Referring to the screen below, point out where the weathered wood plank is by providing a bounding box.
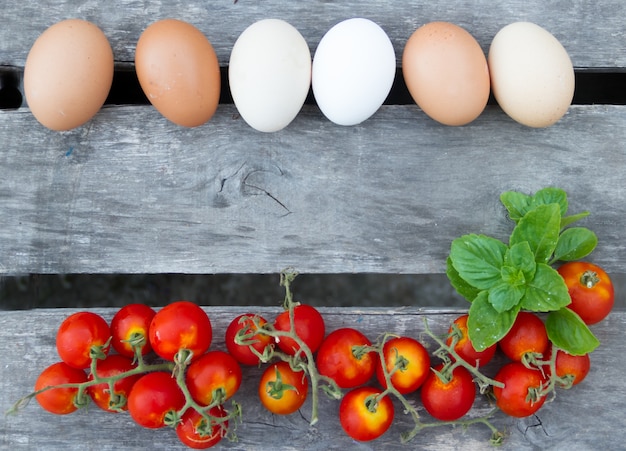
[1,104,625,274]
[1,307,625,450]
[1,0,625,69]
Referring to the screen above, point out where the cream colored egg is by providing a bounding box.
[229,19,311,132]
[488,22,575,128]
[24,19,114,131]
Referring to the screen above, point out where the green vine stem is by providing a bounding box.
[363,328,505,445]
[235,269,342,426]
[422,317,504,392]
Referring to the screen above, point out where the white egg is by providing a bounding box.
[488,22,575,128]
[229,19,311,132]
[312,18,396,126]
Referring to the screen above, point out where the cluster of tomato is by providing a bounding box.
[28,262,613,448]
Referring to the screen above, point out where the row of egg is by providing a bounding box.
[24,17,575,132]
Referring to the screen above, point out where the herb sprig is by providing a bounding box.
[446,187,600,355]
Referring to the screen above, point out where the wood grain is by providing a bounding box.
[1,0,625,69]
[1,104,625,274]
[2,306,625,450]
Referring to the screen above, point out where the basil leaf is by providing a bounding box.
[510,203,561,263]
[468,291,520,351]
[521,263,571,312]
[561,211,590,229]
[546,308,600,355]
[446,257,480,302]
[504,241,537,282]
[450,234,507,290]
[530,187,568,217]
[488,281,525,312]
[551,227,598,263]
[500,191,531,222]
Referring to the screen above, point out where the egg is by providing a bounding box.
[488,22,575,128]
[312,18,395,126]
[402,22,490,126]
[135,19,220,127]
[24,19,114,131]
[229,19,311,133]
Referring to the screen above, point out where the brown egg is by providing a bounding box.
[24,19,114,131]
[402,22,490,126]
[135,19,221,127]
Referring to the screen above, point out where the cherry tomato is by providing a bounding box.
[56,311,111,369]
[316,328,377,389]
[499,312,549,362]
[376,336,430,394]
[493,361,547,417]
[446,314,496,367]
[87,354,141,412]
[224,314,273,366]
[34,361,88,415]
[110,303,156,358]
[176,406,229,449]
[546,346,591,387]
[420,363,476,421]
[339,386,394,442]
[127,371,186,428]
[186,350,242,406]
[273,304,325,356]
[258,361,308,415]
[149,301,212,363]
[558,261,614,325]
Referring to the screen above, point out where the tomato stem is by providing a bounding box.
[580,270,600,289]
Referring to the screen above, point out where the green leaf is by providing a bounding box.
[530,187,568,217]
[546,308,600,355]
[445,257,480,302]
[561,211,590,229]
[521,263,571,312]
[551,227,598,263]
[504,241,537,282]
[488,281,525,312]
[468,291,520,351]
[449,234,507,290]
[500,191,531,222]
[510,203,561,263]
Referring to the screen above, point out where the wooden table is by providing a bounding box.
[1,1,625,449]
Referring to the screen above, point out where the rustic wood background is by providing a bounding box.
[1,0,625,449]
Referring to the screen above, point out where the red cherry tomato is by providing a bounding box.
[56,311,111,369]
[34,362,88,415]
[420,363,476,421]
[376,336,430,394]
[258,361,308,415]
[224,314,273,366]
[499,312,549,362]
[273,304,326,356]
[186,350,242,406]
[149,301,212,363]
[176,406,229,449]
[558,261,614,325]
[339,386,394,442]
[127,371,186,428]
[493,361,547,417]
[316,328,377,389]
[110,303,156,358]
[446,314,496,367]
[546,346,591,387]
[87,354,141,412]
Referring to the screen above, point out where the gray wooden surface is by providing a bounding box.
[1,0,625,68]
[1,0,625,448]
[1,104,625,274]
[2,306,625,450]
